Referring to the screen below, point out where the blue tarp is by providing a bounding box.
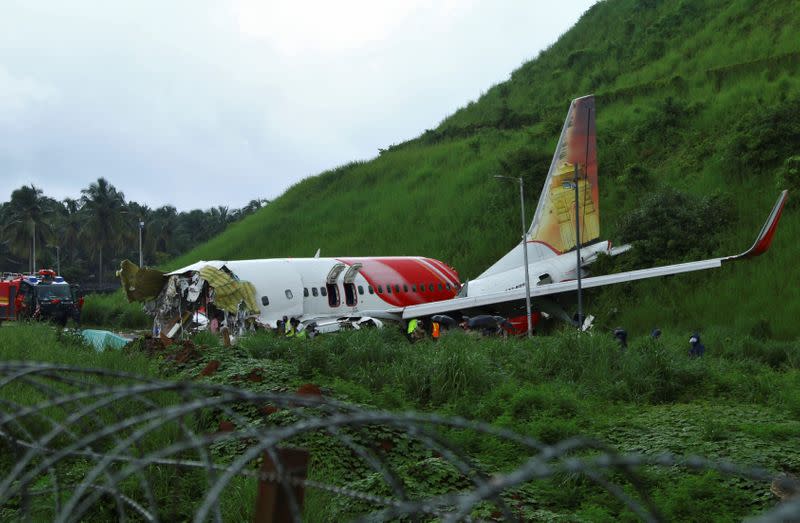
[81,329,131,351]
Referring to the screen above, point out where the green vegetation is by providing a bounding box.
[0,179,267,284]
[80,292,150,330]
[2,324,797,520]
[168,0,800,338]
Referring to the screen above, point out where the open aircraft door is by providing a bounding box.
[342,263,363,307]
[325,263,346,307]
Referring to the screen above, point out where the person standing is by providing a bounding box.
[689,333,705,357]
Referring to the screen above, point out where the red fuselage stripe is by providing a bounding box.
[337,257,460,307]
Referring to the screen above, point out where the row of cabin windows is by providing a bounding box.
[260,281,454,308]
[296,282,452,298]
[368,282,450,294]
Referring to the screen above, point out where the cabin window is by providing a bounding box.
[386,285,392,294]
[261,296,270,306]
[446,283,451,290]
[428,283,435,292]
[368,285,374,294]
[344,282,357,306]
[377,285,383,293]
[312,287,318,297]
[439,283,444,291]
[285,289,293,300]
[326,283,340,307]
[303,288,309,297]
[358,285,364,295]
[394,284,400,293]
[412,284,417,292]
[403,284,408,292]
[320,287,327,297]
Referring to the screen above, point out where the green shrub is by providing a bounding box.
[616,188,734,266]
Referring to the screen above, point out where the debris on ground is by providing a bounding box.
[81,329,131,351]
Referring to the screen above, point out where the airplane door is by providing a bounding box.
[342,263,362,307]
[326,263,346,307]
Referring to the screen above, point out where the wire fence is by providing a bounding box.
[0,361,797,522]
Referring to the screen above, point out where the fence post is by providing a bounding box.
[254,448,309,523]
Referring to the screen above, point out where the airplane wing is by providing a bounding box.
[401,190,788,320]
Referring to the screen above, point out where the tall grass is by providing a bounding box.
[81,292,150,329]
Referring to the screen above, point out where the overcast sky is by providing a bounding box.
[0,0,595,211]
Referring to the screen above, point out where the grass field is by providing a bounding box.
[2,323,798,520]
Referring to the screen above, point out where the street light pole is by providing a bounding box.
[32,222,36,273]
[574,163,583,329]
[138,219,144,267]
[495,175,533,338]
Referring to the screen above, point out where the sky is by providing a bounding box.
[0,0,596,211]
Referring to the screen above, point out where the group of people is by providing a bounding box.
[406,314,513,342]
[275,316,318,339]
[613,326,706,357]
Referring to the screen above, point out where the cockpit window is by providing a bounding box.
[261,296,270,306]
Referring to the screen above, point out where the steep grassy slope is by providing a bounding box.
[171,0,800,338]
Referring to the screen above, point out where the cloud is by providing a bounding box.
[0,66,58,123]
[0,0,595,210]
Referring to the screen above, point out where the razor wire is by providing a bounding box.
[0,361,797,522]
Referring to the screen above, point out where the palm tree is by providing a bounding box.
[148,205,178,258]
[53,198,85,272]
[1,185,52,272]
[80,178,126,284]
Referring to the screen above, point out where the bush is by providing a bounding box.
[616,188,734,266]
[727,97,800,176]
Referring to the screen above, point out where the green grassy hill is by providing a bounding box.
[171,0,800,338]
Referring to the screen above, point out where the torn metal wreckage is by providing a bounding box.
[117,260,262,341]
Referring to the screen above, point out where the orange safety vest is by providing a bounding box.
[431,322,440,339]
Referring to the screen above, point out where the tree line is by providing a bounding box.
[0,178,267,285]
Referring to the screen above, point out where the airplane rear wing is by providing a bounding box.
[401,191,788,320]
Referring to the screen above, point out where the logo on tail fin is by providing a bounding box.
[528,95,599,253]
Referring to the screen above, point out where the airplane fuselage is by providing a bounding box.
[212,256,460,327]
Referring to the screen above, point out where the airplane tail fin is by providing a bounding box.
[477,96,599,279]
[528,95,599,253]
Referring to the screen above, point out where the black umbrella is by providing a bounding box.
[431,315,458,328]
[466,315,499,330]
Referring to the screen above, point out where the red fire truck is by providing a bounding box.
[0,270,81,326]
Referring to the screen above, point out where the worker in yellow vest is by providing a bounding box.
[286,317,299,337]
[406,318,421,343]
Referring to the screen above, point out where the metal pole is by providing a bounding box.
[56,246,60,275]
[519,177,533,338]
[574,164,583,329]
[138,220,144,267]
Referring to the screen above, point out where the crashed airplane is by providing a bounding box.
[117,256,463,337]
[118,95,787,337]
